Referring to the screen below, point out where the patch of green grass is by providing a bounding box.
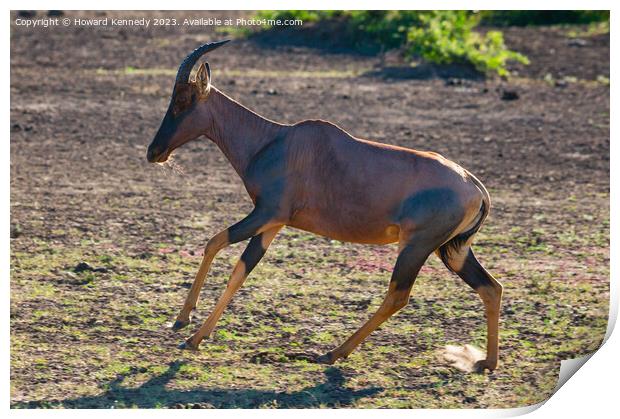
[214,329,244,342]
[10,189,609,408]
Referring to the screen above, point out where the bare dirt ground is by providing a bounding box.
[10,11,609,408]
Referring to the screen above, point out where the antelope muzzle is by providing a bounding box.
[147,110,176,163]
[146,144,170,163]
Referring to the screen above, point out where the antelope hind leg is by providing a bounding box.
[317,241,431,364]
[440,246,503,372]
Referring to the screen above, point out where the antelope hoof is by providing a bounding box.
[171,319,190,331]
[316,351,337,365]
[474,359,498,373]
[178,338,200,351]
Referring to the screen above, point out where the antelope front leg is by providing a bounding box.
[172,230,229,330]
[172,208,279,331]
[179,225,281,350]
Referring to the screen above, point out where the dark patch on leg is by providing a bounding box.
[438,245,453,272]
[391,244,430,291]
[171,319,190,331]
[239,233,268,273]
[455,249,493,290]
[226,209,272,244]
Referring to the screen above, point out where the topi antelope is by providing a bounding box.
[146,40,503,371]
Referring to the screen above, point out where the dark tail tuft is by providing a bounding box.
[439,198,489,273]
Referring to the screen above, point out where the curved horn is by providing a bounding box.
[175,39,230,84]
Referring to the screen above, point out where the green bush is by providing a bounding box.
[405,11,528,76]
[254,10,529,76]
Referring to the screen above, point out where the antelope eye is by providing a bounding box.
[172,92,191,115]
[172,101,181,115]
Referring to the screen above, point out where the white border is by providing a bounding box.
[5,1,616,417]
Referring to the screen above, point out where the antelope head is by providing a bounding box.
[146,40,229,163]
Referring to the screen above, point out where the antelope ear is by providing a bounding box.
[196,62,211,97]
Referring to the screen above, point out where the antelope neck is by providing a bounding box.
[203,87,287,177]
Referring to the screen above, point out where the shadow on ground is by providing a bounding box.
[248,20,374,56]
[361,63,484,81]
[249,24,485,81]
[12,361,383,408]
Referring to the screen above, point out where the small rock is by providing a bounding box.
[13,123,32,132]
[554,79,568,88]
[500,90,519,101]
[568,38,588,47]
[74,262,93,273]
[10,223,22,238]
[73,261,108,273]
[267,88,278,95]
[356,298,371,310]
[445,78,464,86]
